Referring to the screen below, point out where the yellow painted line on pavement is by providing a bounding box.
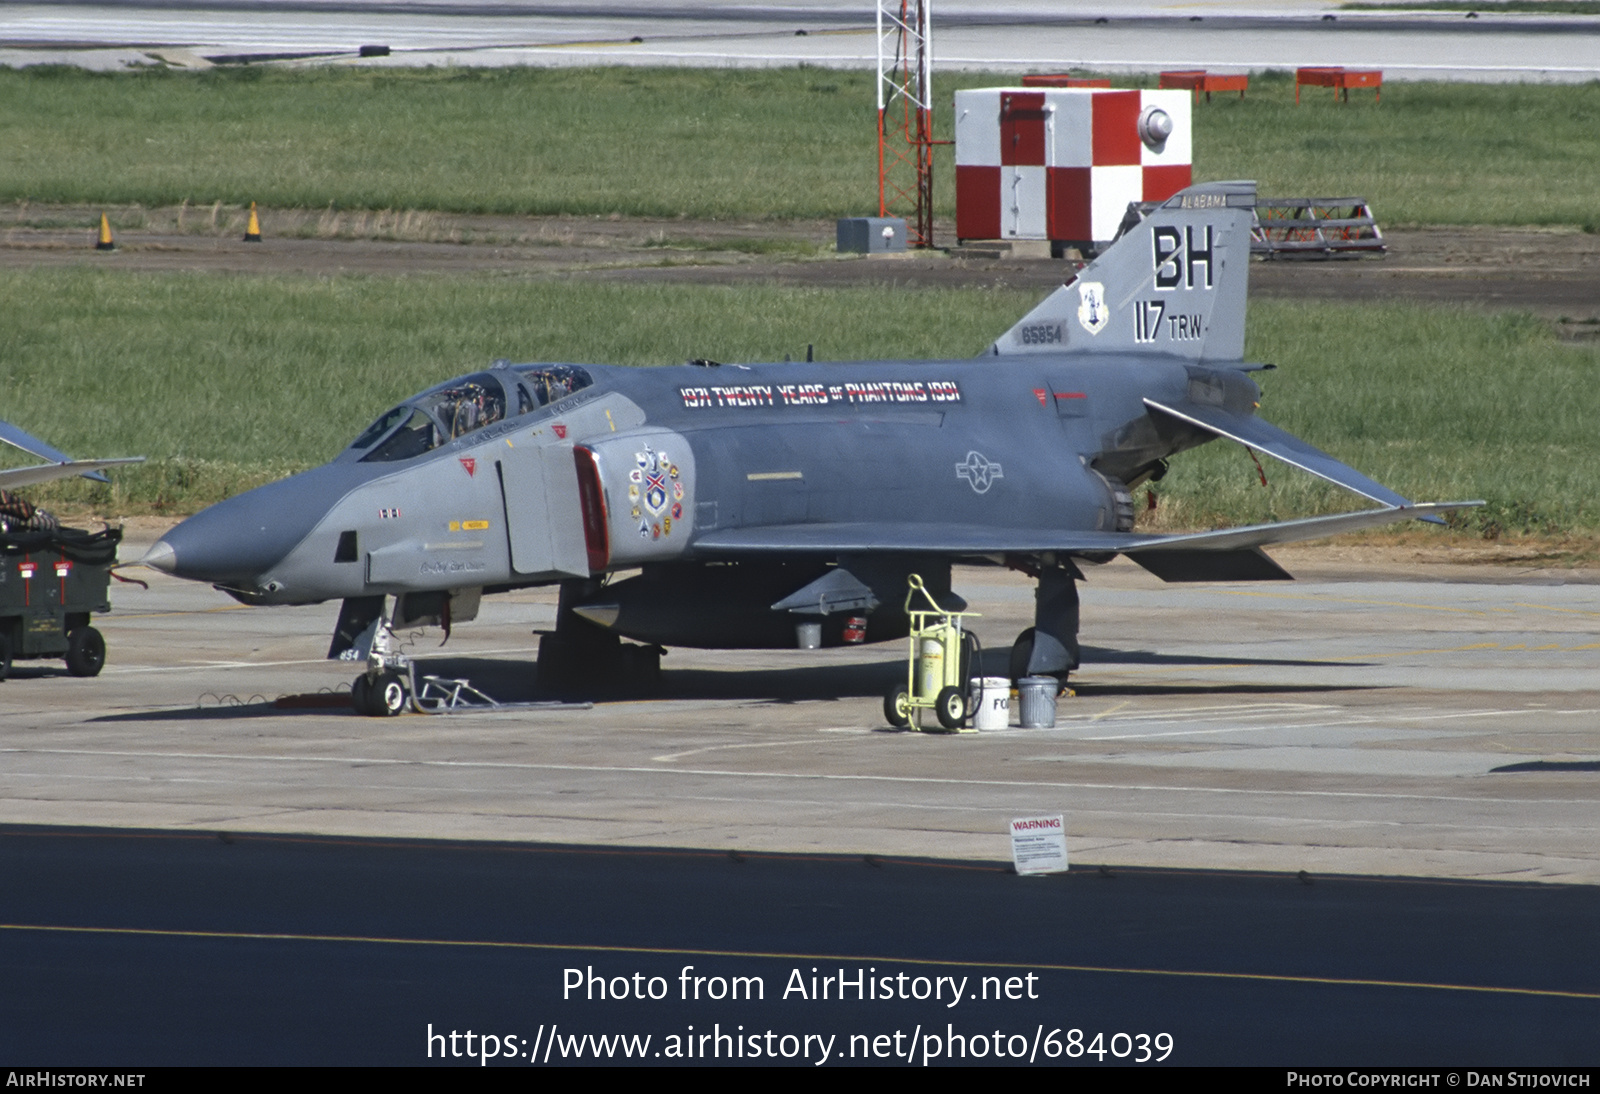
[3,923,1594,1002]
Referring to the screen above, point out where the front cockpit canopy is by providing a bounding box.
[350,365,593,463]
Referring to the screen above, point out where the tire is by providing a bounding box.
[536,634,567,691]
[65,625,106,678]
[617,646,656,697]
[630,644,663,693]
[935,685,967,731]
[883,684,912,729]
[374,670,407,717]
[1009,627,1036,684]
[0,630,12,682]
[350,674,371,714]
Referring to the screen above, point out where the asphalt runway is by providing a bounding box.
[4,0,1599,81]
[2,826,1596,1066]
[3,511,1597,1070]
[3,527,1597,884]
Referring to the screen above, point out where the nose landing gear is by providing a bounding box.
[350,668,407,717]
[346,602,413,716]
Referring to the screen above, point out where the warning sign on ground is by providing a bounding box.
[1010,815,1068,875]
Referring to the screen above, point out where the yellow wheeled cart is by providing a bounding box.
[884,574,982,731]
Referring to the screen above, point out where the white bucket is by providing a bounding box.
[971,676,1011,731]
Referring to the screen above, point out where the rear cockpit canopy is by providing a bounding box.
[349,365,594,463]
[516,364,593,409]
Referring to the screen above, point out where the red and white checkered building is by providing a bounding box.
[954,88,1192,247]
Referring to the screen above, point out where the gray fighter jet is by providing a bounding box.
[143,181,1476,716]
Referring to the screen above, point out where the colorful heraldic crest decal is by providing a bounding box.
[1077,281,1108,336]
[634,446,681,539]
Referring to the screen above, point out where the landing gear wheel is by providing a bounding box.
[65,625,105,678]
[639,646,662,690]
[623,644,663,694]
[350,674,371,714]
[373,670,407,717]
[935,685,967,731]
[536,634,568,692]
[1008,627,1036,684]
[883,684,912,729]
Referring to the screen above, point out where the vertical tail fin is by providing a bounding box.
[989,180,1255,362]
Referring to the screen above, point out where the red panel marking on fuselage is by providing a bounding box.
[573,446,610,574]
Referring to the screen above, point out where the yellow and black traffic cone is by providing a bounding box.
[244,201,262,242]
[95,212,115,251]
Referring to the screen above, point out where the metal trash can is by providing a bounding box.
[1017,676,1058,728]
[970,676,1011,730]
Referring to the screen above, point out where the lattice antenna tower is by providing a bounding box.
[876,0,935,248]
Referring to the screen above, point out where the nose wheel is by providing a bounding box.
[351,670,407,717]
[343,601,416,716]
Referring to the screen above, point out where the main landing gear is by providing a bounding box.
[537,580,663,697]
[1009,564,1080,686]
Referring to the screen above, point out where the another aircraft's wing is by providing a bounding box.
[0,457,147,491]
[693,501,1479,569]
[0,421,77,465]
[0,421,143,486]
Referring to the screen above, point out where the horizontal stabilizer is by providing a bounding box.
[694,502,1478,564]
[0,457,146,491]
[1126,547,1292,583]
[1144,398,1425,514]
[1128,502,1478,552]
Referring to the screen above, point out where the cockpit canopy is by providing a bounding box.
[350,365,593,463]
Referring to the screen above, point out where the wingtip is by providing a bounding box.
[1412,499,1485,526]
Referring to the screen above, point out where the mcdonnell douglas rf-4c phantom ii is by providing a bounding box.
[144,182,1476,717]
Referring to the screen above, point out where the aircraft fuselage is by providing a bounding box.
[149,353,1255,625]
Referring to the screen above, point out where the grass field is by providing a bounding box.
[3,270,1594,541]
[1,66,1598,227]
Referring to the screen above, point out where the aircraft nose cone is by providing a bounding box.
[141,539,177,574]
[154,501,300,585]
[150,467,350,586]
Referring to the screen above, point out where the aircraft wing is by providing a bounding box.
[693,501,1479,569]
[0,420,78,465]
[1143,398,1432,515]
[0,421,143,486]
[0,457,147,491]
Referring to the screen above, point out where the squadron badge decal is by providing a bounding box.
[1076,281,1108,336]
